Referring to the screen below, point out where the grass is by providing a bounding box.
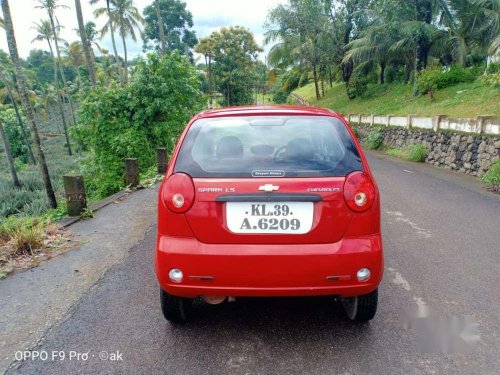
[293,80,500,118]
[386,144,428,162]
[480,160,500,193]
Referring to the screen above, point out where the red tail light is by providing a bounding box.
[343,172,375,212]
[162,173,195,213]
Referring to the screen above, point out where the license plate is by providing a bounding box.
[226,202,313,234]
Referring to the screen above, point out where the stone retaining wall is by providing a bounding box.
[355,125,499,176]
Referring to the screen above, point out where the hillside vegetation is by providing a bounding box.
[292,81,500,118]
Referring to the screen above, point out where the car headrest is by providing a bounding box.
[216,136,244,159]
[286,138,314,161]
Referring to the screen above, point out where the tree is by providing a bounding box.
[195,37,214,106]
[90,0,122,78]
[36,0,78,129]
[0,52,36,164]
[266,0,328,100]
[142,0,197,59]
[32,20,72,155]
[1,0,57,208]
[202,26,262,106]
[75,0,97,86]
[155,0,166,54]
[0,110,20,187]
[94,0,143,83]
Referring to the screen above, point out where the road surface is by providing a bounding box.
[6,151,500,375]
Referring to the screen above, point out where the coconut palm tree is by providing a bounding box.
[90,0,123,83]
[35,0,78,128]
[94,0,143,83]
[74,0,97,86]
[64,41,85,86]
[32,20,72,155]
[1,0,57,208]
[343,24,399,84]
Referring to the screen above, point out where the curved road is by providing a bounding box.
[7,151,500,375]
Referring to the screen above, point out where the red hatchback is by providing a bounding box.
[156,106,383,323]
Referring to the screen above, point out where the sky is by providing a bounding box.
[0,0,287,62]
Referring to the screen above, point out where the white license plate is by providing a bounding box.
[226,202,313,234]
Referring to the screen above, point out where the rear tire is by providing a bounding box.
[160,288,192,324]
[341,289,378,322]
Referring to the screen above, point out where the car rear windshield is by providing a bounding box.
[174,115,363,178]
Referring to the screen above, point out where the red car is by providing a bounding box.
[156,106,383,323]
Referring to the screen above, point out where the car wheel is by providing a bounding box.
[160,288,192,323]
[341,289,378,322]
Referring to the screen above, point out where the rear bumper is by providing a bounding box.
[155,234,383,298]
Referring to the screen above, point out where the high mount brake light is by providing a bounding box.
[343,172,375,212]
[162,173,195,213]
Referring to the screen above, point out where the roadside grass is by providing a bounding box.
[480,160,500,193]
[293,80,500,118]
[362,127,384,150]
[386,144,428,162]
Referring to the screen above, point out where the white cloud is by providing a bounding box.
[0,0,286,61]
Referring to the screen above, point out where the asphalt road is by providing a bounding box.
[8,151,500,375]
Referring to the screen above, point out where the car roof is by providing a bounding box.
[195,105,342,119]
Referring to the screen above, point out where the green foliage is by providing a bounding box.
[480,72,500,86]
[363,127,384,149]
[270,69,302,103]
[387,144,427,162]
[142,0,198,59]
[0,107,30,163]
[293,79,500,118]
[75,52,203,198]
[416,66,477,95]
[486,62,500,74]
[201,26,262,106]
[481,160,500,186]
[0,136,79,219]
[346,76,368,99]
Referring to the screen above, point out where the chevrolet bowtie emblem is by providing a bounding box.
[258,184,279,192]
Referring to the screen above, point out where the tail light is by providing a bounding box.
[162,173,195,213]
[343,172,375,212]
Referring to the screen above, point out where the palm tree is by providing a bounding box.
[195,37,215,106]
[74,0,97,86]
[32,20,72,155]
[1,0,57,208]
[94,0,143,83]
[35,0,78,128]
[0,109,20,187]
[343,24,399,84]
[90,0,123,82]
[64,41,85,85]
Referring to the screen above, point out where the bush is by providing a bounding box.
[75,52,204,198]
[486,62,500,74]
[0,107,31,163]
[416,66,477,95]
[387,144,427,162]
[346,76,368,99]
[481,161,500,192]
[0,216,45,256]
[481,72,500,87]
[363,127,384,149]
